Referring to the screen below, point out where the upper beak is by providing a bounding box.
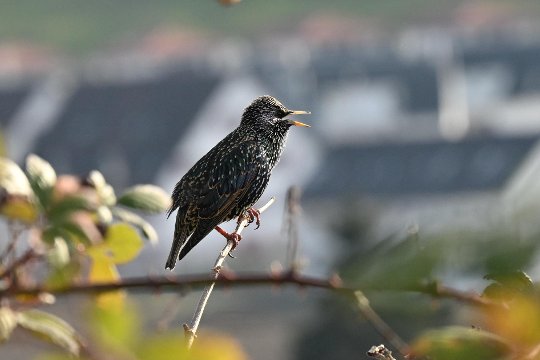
[289,110,311,115]
[287,110,311,127]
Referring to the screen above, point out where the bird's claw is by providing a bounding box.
[246,208,261,229]
[229,232,242,248]
[226,232,241,258]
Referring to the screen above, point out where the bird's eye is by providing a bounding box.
[277,109,290,119]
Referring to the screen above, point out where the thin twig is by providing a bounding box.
[184,197,276,349]
[355,291,409,357]
[0,249,39,281]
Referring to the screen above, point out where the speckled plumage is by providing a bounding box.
[166,95,309,270]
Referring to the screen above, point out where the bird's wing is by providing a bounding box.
[171,140,262,263]
[197,139,261,219]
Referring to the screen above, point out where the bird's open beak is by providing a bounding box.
[287,110,311,127]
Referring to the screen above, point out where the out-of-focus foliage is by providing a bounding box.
[326,225,540,360]
[411,326,512,360]
[37,300,247,360]
[0,154,179,357]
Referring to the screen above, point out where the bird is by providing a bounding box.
[165,95,310,270]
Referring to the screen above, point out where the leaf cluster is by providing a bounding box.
[0,154,174,357]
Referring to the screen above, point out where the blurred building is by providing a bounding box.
[2,28,540,249]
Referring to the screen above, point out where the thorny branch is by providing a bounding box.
[0,271,497,310]
[183,197,276,349]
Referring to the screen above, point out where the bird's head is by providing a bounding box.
[241,95,310,129]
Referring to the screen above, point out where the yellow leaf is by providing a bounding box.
[0,195,37,222]
[88,223,143,264]
[190,332,248,360]
[89,257,124,309]
[483,294,540,346]
[136,331,247,360]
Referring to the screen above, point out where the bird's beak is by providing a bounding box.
[289,110,311,115]
[287,110,311,127]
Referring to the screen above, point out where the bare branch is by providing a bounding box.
[0,271,339,298]
[0,249,40,281]
[355,291,409,357]
[184,197,276,349]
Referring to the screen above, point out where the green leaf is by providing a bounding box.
[112,207,158,244]
[46,261,81,288]
[87,170,116,206]
[0,157,32,196]
[59,221,92,245]
[97,205,113,224]
[26,154,56,209]
[35,353,75,360]
[118,184,171,214]
[135,333,188,360]
[46,237,70,268]
[87,300,138,351]
[88,223,143,264]
[483,271,534,300]
[412,326,512,360]
[42,221,91,246]
[47,196,92,223]
[0,306,18,341]
[17,309,80,356]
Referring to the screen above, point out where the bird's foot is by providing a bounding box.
[215,226,242,257]
[243,207,261,229]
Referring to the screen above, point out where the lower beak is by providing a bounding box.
[288,120,310,127]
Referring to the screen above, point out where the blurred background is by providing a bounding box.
[3,1,540,359]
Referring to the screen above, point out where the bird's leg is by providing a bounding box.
[214,226,242,251]
[242,207,261,229]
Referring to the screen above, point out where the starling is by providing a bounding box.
[166,95,310,270]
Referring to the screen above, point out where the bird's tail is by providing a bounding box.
[165,211,190,270]
[176,221,216,262]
